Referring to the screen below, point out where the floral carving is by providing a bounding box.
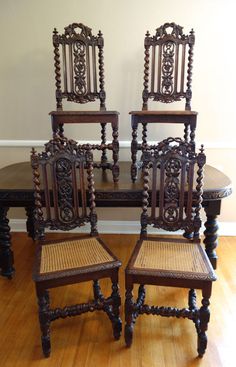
[73,41,87,96]
[161,42,175,96]
[142,138,206,233]
[142,22,195,108]
[155,23,184,40]
[53,23,105,107]
[64,23,92,39]
[56,158,75,223]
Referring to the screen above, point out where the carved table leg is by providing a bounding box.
[203,201,221,270]
[0,207,14,278]
[131,121,138,182]
[111,121,119,183]
[25,206,35,240]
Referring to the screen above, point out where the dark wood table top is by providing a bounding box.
[0,161,232,207]
[130,110,198,116]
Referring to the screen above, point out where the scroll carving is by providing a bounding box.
[53,23,106,107]
[31,136,97,234]
[142,23,195,109]
[73,41,87,96]
[141,138,205,234]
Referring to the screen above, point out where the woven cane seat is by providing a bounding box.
[132,239,216,281]
[40,237,114,274]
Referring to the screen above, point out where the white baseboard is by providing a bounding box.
[1,140,236,149]
[9,219,236,236]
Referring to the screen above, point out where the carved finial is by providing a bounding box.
[53,28,58,35]
[200,144,204,154]
[189,28,195,45]
[31,147,38,168]
[145,30,150,37]
[98,30,103,37]
[31,147,37,155]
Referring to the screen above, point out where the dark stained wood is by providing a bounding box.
[0,233,235,366]
[140,138,205,236]
[0,161,232,277]
[125,139,216,357]
[142,23,194,110]
[0,161,232,199]
[131,23,196,182]
[30,136,122,357]
[130,110,198,116]
[51,23,119,182]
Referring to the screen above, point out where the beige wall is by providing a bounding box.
[0,0,235,225]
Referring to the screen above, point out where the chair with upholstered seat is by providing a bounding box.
[50,23,119,182]
[131,22,197,182]
[125,138,216,357]
[31,136,122,357]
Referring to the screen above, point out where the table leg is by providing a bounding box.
[0,207,14,278]
[25,206,35,240]
[203,200,221,270]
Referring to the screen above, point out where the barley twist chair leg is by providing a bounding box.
[131,124,138,182]
[100,123,108,169]
[197,296,210,357]
[111,273,122,340]
[188,289,197,310]
[37,288,51,358]
[93,280,103,300]
[125,284,135,347]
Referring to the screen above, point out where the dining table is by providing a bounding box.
[0,161,232,278]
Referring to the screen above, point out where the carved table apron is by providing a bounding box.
[0,161,232,278]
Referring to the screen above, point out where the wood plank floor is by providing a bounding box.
[0,233,235,367]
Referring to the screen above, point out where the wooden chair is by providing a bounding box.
[125,138,216,357]
[31,136,122,357]
[131,22,197,182]
[50,23,119,182]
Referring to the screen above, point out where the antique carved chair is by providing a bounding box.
[31,136,122,357]
[131,22,197,182]
[50,23,119,182]
[125,138,216,357]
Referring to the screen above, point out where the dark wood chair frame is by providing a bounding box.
[31,136,122,357]
[131,22,197,182]
[125,138,216,357]
[50,22,119,182]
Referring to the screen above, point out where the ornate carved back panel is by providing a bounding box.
[53,23,106,110]
[31,136,97,237]
[141,138,205,235]
[142,23,195,110]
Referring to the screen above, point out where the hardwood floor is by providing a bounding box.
[0,233,235,367]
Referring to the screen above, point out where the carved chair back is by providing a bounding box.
[31,136,97,240]
[141,138,205,236]
[53,23,106,110]
[142,22,195,111]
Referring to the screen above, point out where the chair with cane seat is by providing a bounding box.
[50,22,119,182]
[31,136,122,357]
[130,22,197,182]
[125,138,216,357]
